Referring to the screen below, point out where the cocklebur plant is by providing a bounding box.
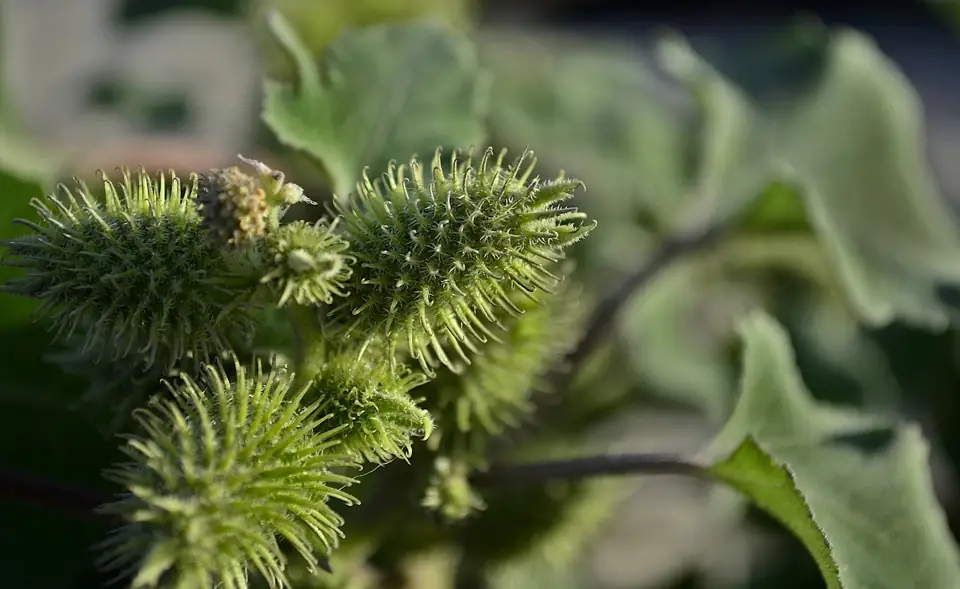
[329,148,595,375]
[97,359,360,589]
[5,12,960,589]
[1,169,262,370]
[0,145,595,588]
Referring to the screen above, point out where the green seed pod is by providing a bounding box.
[424,275,585,438]
[1,169,260,369]
[332,147,595,373]
[259,219,353,308]
[98,360,359,589]
[307,350,433,464]
[421,456,485,521]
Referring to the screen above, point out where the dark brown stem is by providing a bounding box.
[471,452,706,487]
[562,221,727,373]
[0,469,109,520]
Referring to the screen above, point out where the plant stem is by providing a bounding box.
[287,303,326,393]
[561,221,727,374]
[0,469,108,520]
[472,452,706,487]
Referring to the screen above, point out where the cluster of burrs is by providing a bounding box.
[0,147,597,589]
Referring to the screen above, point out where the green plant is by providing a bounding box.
[3,7,960,589]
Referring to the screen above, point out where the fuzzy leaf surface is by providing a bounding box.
[705,311,960,589]
[623,30,960,417]
[771,31,960,328]
[262,12,488,198]
[663,31,960,329]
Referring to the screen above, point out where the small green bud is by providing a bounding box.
[422,456,485,521]
[332,147,595,374]
[307,350,433,464]
[1,169,259,369]
[98,359,359,589]
[237,154,315,207]
[259,220,353,308]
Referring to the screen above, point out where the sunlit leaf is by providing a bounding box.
[262,11,488,199]
[705,312,960,589]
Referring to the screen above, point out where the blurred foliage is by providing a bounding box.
[251,0,475,80]
[262,12,488,199]
[3,2,960,589]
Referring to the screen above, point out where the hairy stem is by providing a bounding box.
[563,221,727,373]
[472,453,707,487]
[287,303,326,393]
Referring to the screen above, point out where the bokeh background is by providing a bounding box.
[3,1,960,588]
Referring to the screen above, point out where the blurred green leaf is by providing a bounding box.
[706,312,960,589]
[482,30,692,230]
[492,26,960,329]
[620,258,761,422]
[621,29,960,418]
[666,31,960,329]
[253,0,475,71]
[772,31,960,329]
[262,11,489,198]
[657,34,776,229]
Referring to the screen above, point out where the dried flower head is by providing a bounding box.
[331,147,594,374]
[238,154,315,208]
[1,169,260,369]
[196,165,272,247]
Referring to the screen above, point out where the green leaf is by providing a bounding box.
[262,11,489,199]
[665,31,960,330]
[657,35,776,229]
[481,30,691,229]
[773,30,960,329]
[489,26,960,330]
[620,258,761,421]
[705,311,960,589]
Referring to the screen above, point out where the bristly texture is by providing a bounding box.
[259,219,353,308]
[98,360,359,589]
[424,276,586,437]
[332,147,594,374]
[0,169,260,369]
[196,166,272,247]
[307,350,433,464]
